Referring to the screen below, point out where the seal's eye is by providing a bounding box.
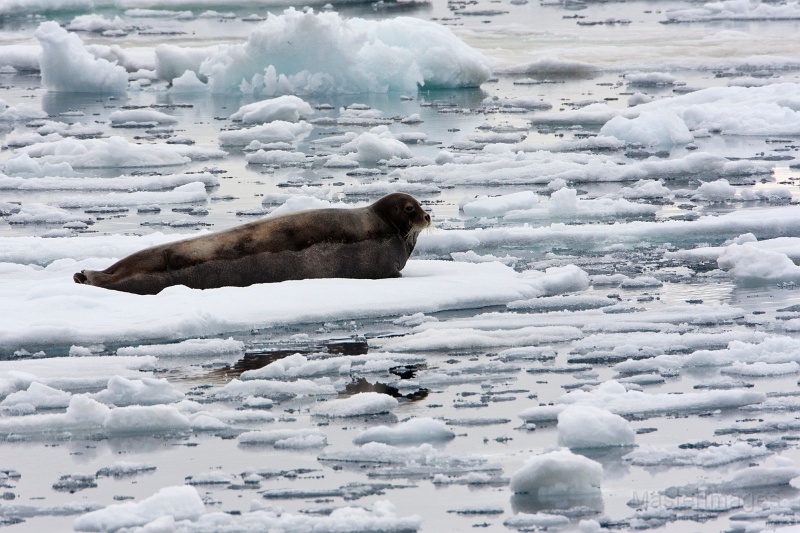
[404,205,415,213]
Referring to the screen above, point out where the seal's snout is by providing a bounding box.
[73,271,88,284]
[424,213,431,223]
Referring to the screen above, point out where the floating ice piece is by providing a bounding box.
[460,191,539,217]
[395,148,767,188]
[90,376,184,406]
[212,379,337,401]
[378,325,582,352]
[241,353,351,380]
[218,121,313,147]
[267,195,335,216]
[196,8,490,95]
[666,236,800,264]
[665,0,800,22]
[3,257,575,347]
[451,250,519,267]
[557,405,635,449]
[319,442,500,480]
[342,181,440,197]
[619,276,662,288]
[0,356,156,398]
[482,96,552,111]
[531,102,619,126]
[503,512,570,530]
[185,471,236,485]
[0,98,47,122]
[340,129,412,165]
[3,153,75,178]
[519,380,765,422]
[96,462,156,478]
[312,392,398,417]
[507,295,614,312]
[109,109,178,127]
[35,22,128,94]
[623,442,771,467]
[534,82,800,137]
[0,502,102,519]
[693,178,737,202]
[600,110,693,148]
[245,149,309,166]
[630,82,800,136]
[238,428,327,448]
[170,499,421,530]
[718,243,800,284]
[7,203,90,225]
[418,205,800,255]
[620,179,671,199]
[510,448,602,496]
[116,338,244,358]
[1,381,71,409]
[719,464,800,490]
[73,485,204,532]
[0,395,190,439]
[504,188,659,220]
[625,72,677,87]
[230,95,313,123]
[14,136,191,168]
[56,182,208,208]
[0,171,219,191]
[720,361,800,377]
[67,14,129,33]
[353,417,455,445]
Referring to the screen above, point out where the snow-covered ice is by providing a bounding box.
[3,2,800,532]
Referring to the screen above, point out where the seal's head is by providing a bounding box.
[370,193,431,243]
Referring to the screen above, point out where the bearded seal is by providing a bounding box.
[73,192,431,295]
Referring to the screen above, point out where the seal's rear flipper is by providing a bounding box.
[74,271,88,284]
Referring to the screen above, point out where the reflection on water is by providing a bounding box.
[345,376,429,402]
[511,490,605,515]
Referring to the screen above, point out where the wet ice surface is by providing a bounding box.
[3,1,800,533]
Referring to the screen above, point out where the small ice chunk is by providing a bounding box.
[90,376,184,406]
[694,179,736,202]
[353,417,455,445]
[311,392,398,418]
[721,361,800,377]
[238,428,327,448]
[600,110,693,148]
[73,486,204,531]
[504,512,570,530]
[510,448,602,496]
[460,191,538,217]
[557,405,635,449]
[230,95,313,123]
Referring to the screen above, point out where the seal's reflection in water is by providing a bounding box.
[207,338,428,402]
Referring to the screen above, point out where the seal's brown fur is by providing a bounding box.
[74,193,431,295]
